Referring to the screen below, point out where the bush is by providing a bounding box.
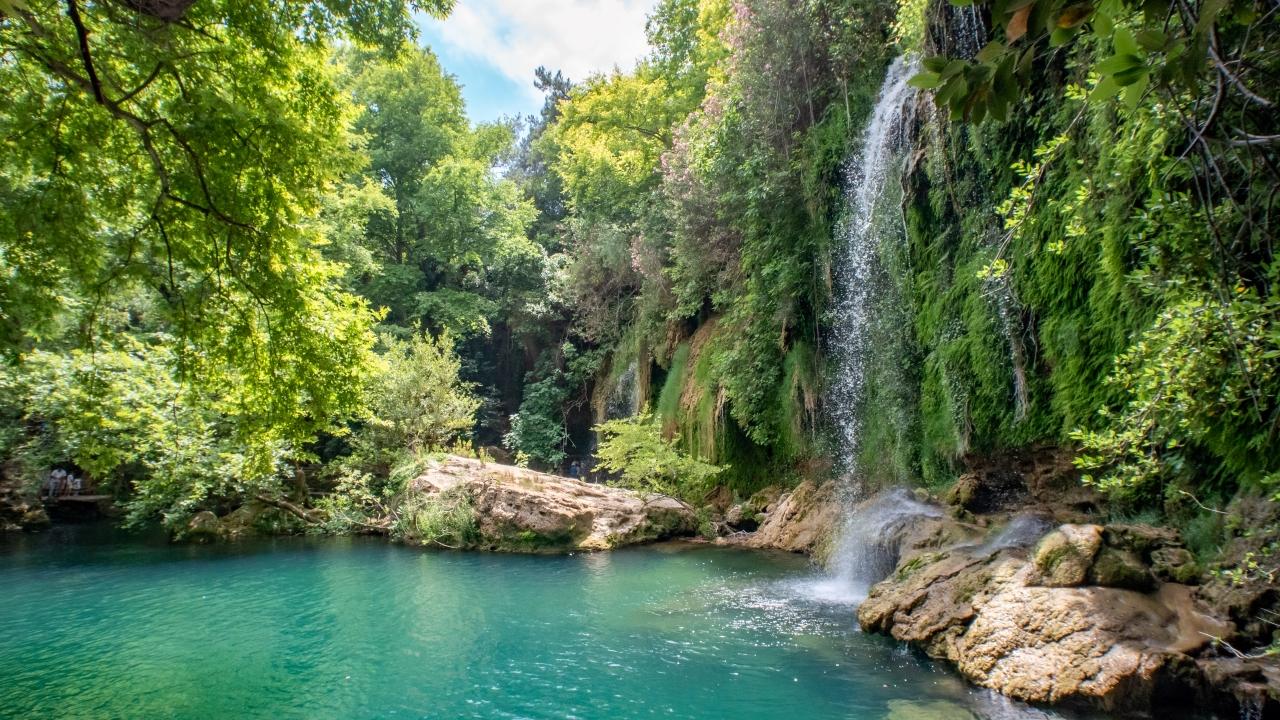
[593,412,724,499]
[364,333,481,454]
[395,487,478,548]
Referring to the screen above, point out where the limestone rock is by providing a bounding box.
[944,471,1027,514]
[741,481,839,557]
[185,510,222,542]
[1151,547,1200,584]
[1103,523,1181,556]
[1088,546,1156,591]
[701,484,734,513]
[407,456,696,552]
[723,503,759,531]
[859,538,1232,713]
[1029,524,1102,586]
[743,486,783,514]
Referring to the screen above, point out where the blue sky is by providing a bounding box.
[416,0,657,123]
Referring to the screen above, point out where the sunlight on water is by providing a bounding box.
[0,525,1086,720]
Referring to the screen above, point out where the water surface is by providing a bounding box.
[1,525,1064,719]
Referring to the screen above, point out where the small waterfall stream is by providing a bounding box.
[828,56,918,478]
[821,57,934,600]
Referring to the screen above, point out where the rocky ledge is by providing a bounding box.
[730,470,1280,716]
[406,456,698,552]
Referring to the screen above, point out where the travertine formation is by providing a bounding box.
[409,455,697,552]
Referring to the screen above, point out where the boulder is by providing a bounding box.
[1088,546,1156,592]
[701,485,734,513]
[1029,524,1103,587]
[859,540,1233,712]
[740,481,840,556]
[944,471,1027,514]
[723,503,759,532]
[1103,523,1181,556]
[20,506,52,530]
[1151,547,1200,584]
[743,485,783,514]
[407,455,697,552]
[184,510,222,543]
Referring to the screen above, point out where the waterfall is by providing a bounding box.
[955,5,986,59]
[818,57,929,601]
[828,56,918,481]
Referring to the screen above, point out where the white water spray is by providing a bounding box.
[818,58,935,601]
[828,56,919,483]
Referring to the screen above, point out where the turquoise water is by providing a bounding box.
[0,526,1060,720]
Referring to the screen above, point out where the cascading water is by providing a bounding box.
[818,56,932,602]
[955,5,986,59]
[827,56,918,481]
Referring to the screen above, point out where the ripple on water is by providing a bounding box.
[0,530,1098,720]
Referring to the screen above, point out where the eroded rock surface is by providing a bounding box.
[858,518,1236,712]
[409,455,697,552]
[736,480,840,557]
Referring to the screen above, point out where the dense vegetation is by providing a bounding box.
[1,0,1276,598]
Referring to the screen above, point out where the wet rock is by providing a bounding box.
[740,481,839,557]
[407,455,697,552]
[1103,523,1181,556]
[1197,656,1280,716]
[1151,547,1200,584]
[1196,494,1280,652]
[702,485,734,513]
[1088,546,1156,592]
[859,538,1233,713]
[723,503,759,532]
[945,467,1027,515]
[1029,524,1102,587]
[20,507,52,531]
[743,486,783,514]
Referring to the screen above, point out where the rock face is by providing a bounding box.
[0,480,51,532]
[857,517,1234,713]
[737,480,840,556]
[408,455,697,552]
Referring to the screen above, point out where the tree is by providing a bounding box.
[594,412,724,498]
[0,0,457,453]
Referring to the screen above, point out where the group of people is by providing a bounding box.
[44,468,83,498]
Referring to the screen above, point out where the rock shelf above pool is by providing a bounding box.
[407,456,698,552]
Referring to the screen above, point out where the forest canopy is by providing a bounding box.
[0,0,1276,574]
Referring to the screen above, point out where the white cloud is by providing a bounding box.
[423,0,656,100]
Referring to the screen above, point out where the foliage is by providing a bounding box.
[4,338,288,528]
[1073,294,1278,501]
[594,412,725,498]
[364,333,481,454]
[505,342,603,468]
[395,487,478,547]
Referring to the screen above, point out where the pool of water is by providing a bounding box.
[0,525,1075,719]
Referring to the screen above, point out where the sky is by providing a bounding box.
[417,0,658,123]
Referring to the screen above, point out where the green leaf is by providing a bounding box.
[923,56,951,73]
[976,40,1007,63]
[1122,74,1150,109]
[1114,27,1139,54]
[1092,10,1114,35]
[1096,53,1142,75]
[1049,27,1077,46]
[908,71,944,89]
[1088,75,1122,102]
[1113,65,1148,86]
[1196,0,1228,32]
[1135,28,1166,50]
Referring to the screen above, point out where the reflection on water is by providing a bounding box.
[1,526,1082,719]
